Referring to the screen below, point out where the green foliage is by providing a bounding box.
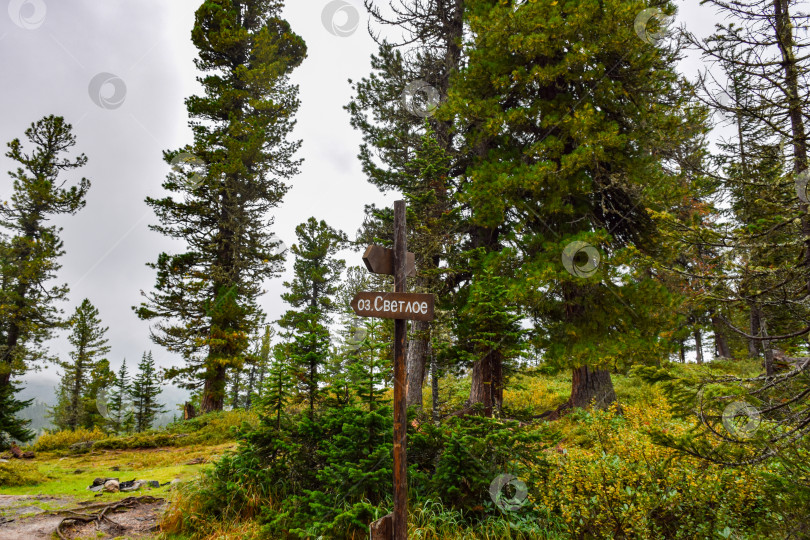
[174,315,393,538]
[259,405,393,538]
[449,0,701,377]
[164,409,258,445]
[259,342,293,430]
[0,380,33,448]
[409,411,558,511]
[91,431,184,451]
[535,403,779,539]
[35,410,257,452]
[49,299,113,432]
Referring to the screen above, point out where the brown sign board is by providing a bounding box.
[351,291,435,322]
[363,245,416,278]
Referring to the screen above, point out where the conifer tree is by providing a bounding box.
[244,325,272,410]
[278,218,347,415]
[262,341,292,430]
[450,266,524,415]
[0,381,32,449]
[132,351,166,432]
[0,115,89,443]
[439,0,707,414]
[348,0,465,410]
[51,299,111,431]
[680,0,810,369]
[82,359,116,430]
[228,368,242,409]
[135,0,307,413]
[107,359,134,434]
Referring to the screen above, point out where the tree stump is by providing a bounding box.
[183,402,197,420]
[370,513,393,539]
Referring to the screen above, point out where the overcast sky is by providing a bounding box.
[1,0,720,404]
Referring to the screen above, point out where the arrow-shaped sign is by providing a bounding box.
[363,245,416,277]
[351,291,435,322]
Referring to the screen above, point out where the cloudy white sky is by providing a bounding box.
[1,0,719,404]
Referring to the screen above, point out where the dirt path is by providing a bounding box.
[0,495,165,539]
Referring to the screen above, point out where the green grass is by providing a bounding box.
[0,443,234,498]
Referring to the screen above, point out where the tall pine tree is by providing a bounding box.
[443,0,707,413]
[135,0,307,413]
[0,115,89,442]
[348,0,465,410]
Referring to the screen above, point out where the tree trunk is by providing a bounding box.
[712,315,732,359]
[183,402,196,420]
[760,313,775,376]
[694,329,704,364]
[679,340,686,363]
[230,369,240,409]
[774,0,810,297]
[748,306,761,357]
[492,349,504,410]
[430,349,439,421]
[406,320,429,410]
[200,365,227,413]
[469,351,493,417]
[568,365,616,409]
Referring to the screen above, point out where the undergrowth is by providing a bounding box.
[160,361,800,539]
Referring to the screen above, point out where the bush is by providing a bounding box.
[165,409,259,445]
[0,461,46,487]
[92,431,179,450]
[32,427,107,452]
[409,409,559,512]
[534,402,778,539]
[56,410,259,452]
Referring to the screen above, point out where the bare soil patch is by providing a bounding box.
[0,495,165,539]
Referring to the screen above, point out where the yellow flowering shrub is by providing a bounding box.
[32,426,107,452]
[529,396,776,538]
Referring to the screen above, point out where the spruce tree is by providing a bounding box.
[51,299,111,431]
[680,0,810,368]
[278,218,346,415]
[0,115,89,443]
[107,359,134,434]
[135,0,307,413]
[132,351,166,432]
[262,341,292,430]
[244,325,272,410]
[0,381,32,449]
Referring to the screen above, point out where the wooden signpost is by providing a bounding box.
[353,201,434,540]
[362,245,417,278]
[350,292,434,322]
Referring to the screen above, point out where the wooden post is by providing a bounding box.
[361,201,429,539]
[392,200,408,539]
